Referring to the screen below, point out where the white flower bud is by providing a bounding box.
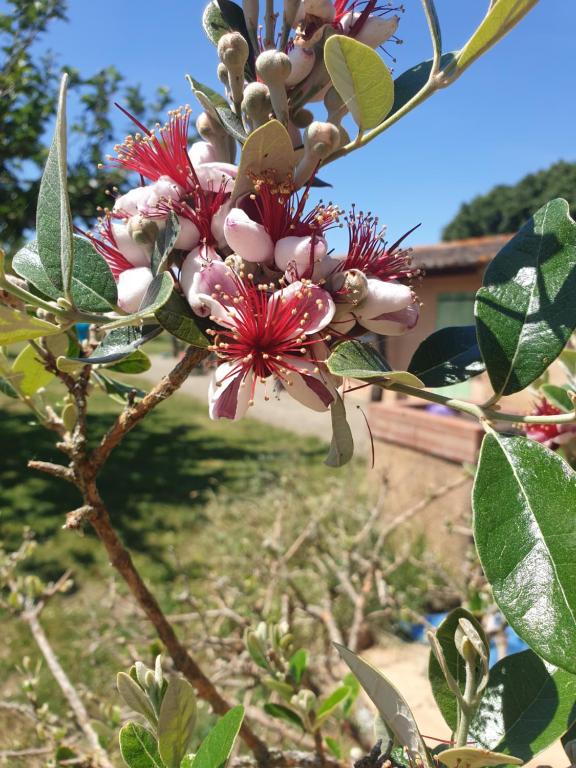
[294,121,340,186]
[285,46,315,87]
[241,82,272,130]
[291,108,314,128]
[218,32,250,73]
[256,51,292,124]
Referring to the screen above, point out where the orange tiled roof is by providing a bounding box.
[410,234,512,272]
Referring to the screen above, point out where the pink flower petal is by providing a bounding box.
[224,208,275,264]
[209,363,253,420]
[286,46,315,87]
[354,278,413,320]
[117,267,154,313]
[175,217,201,250]
[359,303,419,335]
[269,281,335,335]
[195,162,237,192]
[274,235,328,276]
[111,222,151,268]
[180,246,225,317]
[282,357,338,411]
[189,140,218,166]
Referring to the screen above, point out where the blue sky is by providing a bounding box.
[15,0,576,248]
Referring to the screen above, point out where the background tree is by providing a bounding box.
[442,160,576,241]
[0,0,171,250]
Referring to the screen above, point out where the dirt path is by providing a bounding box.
[363,642,565,768]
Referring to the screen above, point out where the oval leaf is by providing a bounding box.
[328,339,424,387]
[36,73,73,294]
[117,672,158,729]
[119,722,164,768]
[456,0,539,73]
[324,35,394,131]
[106,350,152,375]
[391,53,457,119]
[475,198,576,398]
[335,644,432,766]
[158,678,197,768]
[473,433,576,673]
[0,306,61,346]
[11,334,69,396]
[58,325,162,370]
[262,703,304,731]
[471,650,576,763]
[325,393,354,468]
[540,383,573,413]
[438,747,522,768]
[191,705,244,768]
[232,120,295,201]
[155,290,209,348]
[408,326,485,387]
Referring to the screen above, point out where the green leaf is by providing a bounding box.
[101,273,174,330]
[390,53,457,118]
[408,326,485,387]
[191,706,244,768]
[36,73,73,295]
[186,75,229,111]
[324,35,394,132]
[151,214,181,275]
[336,644,432,766]
[117,672,158,729]
[263,703,304,731]
[119,722,165,768]
[428,608,489,732]
[232,120,295,201]
[473,433,576,674]
[471,650,576,763]
[58,326,162,370]
[106,350,152,375]
[93,372,147,404]
[155,290,209,348]
[327,340,424,387]
[0,306,61,346]
[11,335,69,396]
[455,0,540,73]
[0,377,18,398]
[325,393,354,468]
[13,237,118,312]
[325,738,342,759]
[475,198,576,398]
[540,383,573,413]
[315,686,350,727]
[158,678,197,768]
[215,107,247,144]
[438,747,522,768]
[288,649,308,686]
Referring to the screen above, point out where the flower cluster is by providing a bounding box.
[87,102,420,420]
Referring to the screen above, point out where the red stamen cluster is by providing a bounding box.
[249,172,341,243]
[340,208,420,282]
[81,217,133,280]
[524,399,564,444]
[207,275,325,385]
[108,106,193,191]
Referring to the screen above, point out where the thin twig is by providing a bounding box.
[28,460,74,483]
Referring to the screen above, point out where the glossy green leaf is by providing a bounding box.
[540,384,573,412]
[390,53,456,118]
[117,672,158,729]
[263,703,304,731]
[438,747,522,768]
[0,306,61,346]
[327,340,424,388]
[155,290,209,348]
[186,75,229,111]
[232,120,295,201]
[36,74,73,295]
[119,722,164,768]
[58,325,162,370]
[336,644,432,766]
[315,686,350,727]
[428,608,489,732]
[456,0,540,73]
[151,214,181,275]
[106,350,152,375]
[101,273,174,330]
[473,433,576,674]
[215,106,247,144]
[408,326,485,387]
[324,35,394,132]
[0,377,18,398]
[191,706,244,768]
[475,198,576,398]
[158,678,197,768]
[325,393,354,468]
[13,237,118,312]
[11,335,69,396]
[471,650,576,762]
[288,649,308,686]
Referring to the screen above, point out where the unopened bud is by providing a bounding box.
[292,688,317,713]
[196,112,235,164]
[294,121,340,187]
[127,215,159,247]
[291,108,314,128]
[256,50,292,86]
[218,32,250,73]
[217,62,229,87]
[241,82,272,130]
